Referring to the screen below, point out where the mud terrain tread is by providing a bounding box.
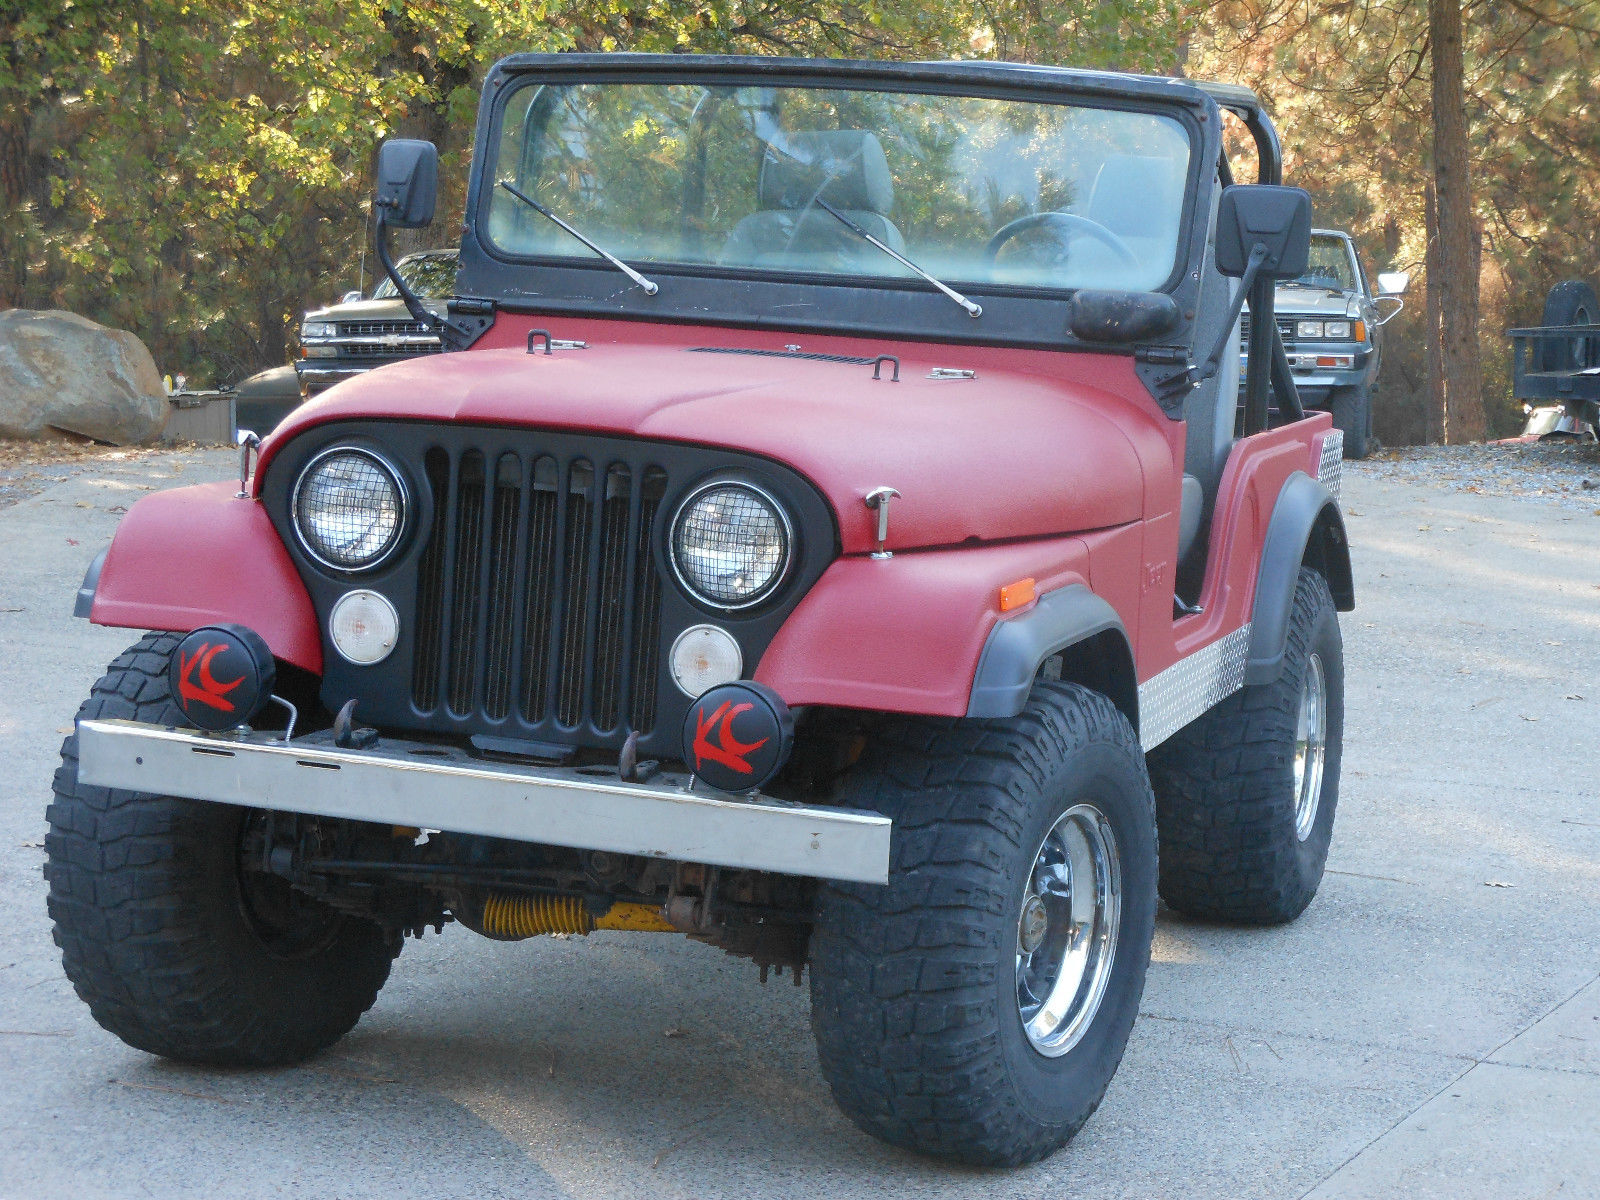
[46,633,397,1066]
[810,683,1153,1166]
[1148,569,1341,924]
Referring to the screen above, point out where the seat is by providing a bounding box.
[721,130,906,270]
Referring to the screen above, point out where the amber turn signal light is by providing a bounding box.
[999,578,1037,612]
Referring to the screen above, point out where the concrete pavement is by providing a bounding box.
[0,447,1594,1199]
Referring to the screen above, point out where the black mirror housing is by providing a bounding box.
[1068,290,1181,344]
[375,139,438,229]
[1215,185,1312,279]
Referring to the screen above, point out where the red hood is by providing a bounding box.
[261,325,1164,555]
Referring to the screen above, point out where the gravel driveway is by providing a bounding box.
[0,444,1595,1199]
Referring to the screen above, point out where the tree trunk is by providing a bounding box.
[0,109,30,308]
[1424,182,1446,445]
[1427,0,1486,443]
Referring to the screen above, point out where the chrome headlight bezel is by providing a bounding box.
[669,479,794,612]
[291,446,410,573]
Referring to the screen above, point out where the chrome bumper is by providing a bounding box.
[75,719,892,885]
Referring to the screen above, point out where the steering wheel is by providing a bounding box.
[982,212,1139,272]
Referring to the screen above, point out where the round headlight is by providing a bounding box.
[293,448,406,571]
[671,482,792,609]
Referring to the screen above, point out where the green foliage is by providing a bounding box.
[2,0,1187,382]
[4,0,1594,440]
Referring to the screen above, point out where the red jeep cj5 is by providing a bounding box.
[51,55,1351,1166]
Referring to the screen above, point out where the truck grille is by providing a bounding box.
[325,319,442,360]
[409,446,667,740]
[1240,315,1297,342]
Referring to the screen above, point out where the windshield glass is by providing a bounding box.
[483,82,1192,294]
[373,252,458,299]
[1289,236,1357,292]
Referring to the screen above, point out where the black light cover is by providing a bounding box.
[681,681,794,793]
[168,625,277,731]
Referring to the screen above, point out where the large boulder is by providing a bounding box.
[0,309,167,444]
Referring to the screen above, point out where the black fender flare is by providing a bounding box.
[1245,471,1354,686]
[967,585,1138,730]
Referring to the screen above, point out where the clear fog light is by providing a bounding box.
[329,590,399,665]
[670,625,742,697]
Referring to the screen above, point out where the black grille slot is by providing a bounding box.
[411,444,668,742]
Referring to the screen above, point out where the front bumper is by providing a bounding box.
[76,719,892,885]
[1239,343,1375,405]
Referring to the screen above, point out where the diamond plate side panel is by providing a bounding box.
[1318,430,1344,501]
[1137,624,1252,752]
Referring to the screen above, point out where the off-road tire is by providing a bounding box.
[45,633,399,1066]
[1329,386,1372,459]
[1149,569,1343,925]
[809,683,1157,1167]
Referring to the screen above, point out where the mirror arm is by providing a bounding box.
[374,204,436,331]
[1187,243,1270,388]
[373,203,494,352]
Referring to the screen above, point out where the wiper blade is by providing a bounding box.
[498,181,658,296]
[815,200,982,318]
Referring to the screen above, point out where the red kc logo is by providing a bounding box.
[176,643,245,713]
[691,700,769,775]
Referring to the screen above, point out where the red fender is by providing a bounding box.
[754,533,1113,715]
[89,481,322,673]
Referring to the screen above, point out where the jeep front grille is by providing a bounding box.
[410,447,667,739]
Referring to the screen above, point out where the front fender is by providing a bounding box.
[754,535,1098,717]
[84,481,322,673]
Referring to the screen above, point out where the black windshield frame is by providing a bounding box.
[455,55,1225,353]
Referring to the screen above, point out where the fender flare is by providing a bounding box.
[78,481,323,674]
[967,585,1137,728]
[1244,470,1354,686]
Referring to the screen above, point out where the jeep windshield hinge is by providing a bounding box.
[1133,345,1195,417]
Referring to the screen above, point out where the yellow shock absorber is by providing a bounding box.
[476,892,675,938]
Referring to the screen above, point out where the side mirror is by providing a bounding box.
[1376,271,1410,296]
[340,289,364,304]
[374,139,438,229]
[1215,185,1313,280]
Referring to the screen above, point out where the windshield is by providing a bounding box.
[373,252,458,299]
[1289,236,1358,292]
[483,82,1192,295]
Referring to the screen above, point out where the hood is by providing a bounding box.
[262,338,1156,556]
[1274,283,1358,318]
[301,297,447,324]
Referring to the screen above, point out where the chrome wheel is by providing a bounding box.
[1293,652,1327,841]
[1016,803,1121,1057]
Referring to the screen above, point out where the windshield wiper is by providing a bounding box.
[814,200,982,318]
[498,181,658,296]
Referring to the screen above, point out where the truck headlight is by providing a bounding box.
[301,321,336,339]
[670,481,792,609]
[1322,320,1353,339]
[1296,320,1325,338]
[293,447,407,571]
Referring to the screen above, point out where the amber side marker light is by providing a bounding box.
[999,578,1037,612]
[1353,320,1368,342]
